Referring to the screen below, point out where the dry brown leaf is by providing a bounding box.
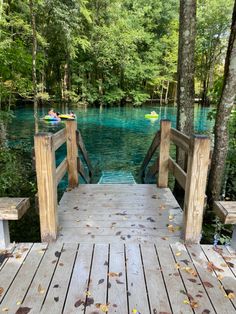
[207,261,224,273]
[108,272,119,277]
[203,281,214,288]
[0,288,4,296]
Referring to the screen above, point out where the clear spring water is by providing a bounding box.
[7,104,214,183]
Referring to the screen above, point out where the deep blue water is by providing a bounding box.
[7,104,214,183]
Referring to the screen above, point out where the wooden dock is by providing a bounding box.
[1,119,235,313]
[0,242,236,313]
[58,184,183,244]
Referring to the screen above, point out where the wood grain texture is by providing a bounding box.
[52,128,66,151]
[170,127,190,152]
[56,157,68,186]
[184,135,211,243]
[34,133,58,242]
[168,157,186,190]
[66,121,78,188]
[214,201,236,224]
[158,120,171,187]
[0,197,30,220]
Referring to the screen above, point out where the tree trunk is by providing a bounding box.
[176,0,196,172]
[165,80,169,104]
[177,0,196,136]
[29,0,38,133]
[207,0,236,202]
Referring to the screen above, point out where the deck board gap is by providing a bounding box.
[200,245,236,310]
[185,245,223,314]
[105,244,110,311]
[124,244,130,314]
[83,243,95,313]
[61,243,80,313]
[20,243,49,304]
[139,244,151,314]
[40,243,65,311]
[154,244,173,313]
[0,243,33,304]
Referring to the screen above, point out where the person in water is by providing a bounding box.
[150,111,157,116]
[48,108,60,120]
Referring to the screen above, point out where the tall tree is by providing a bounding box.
[207,0,236,201]
[29,0,38,132]
[177,0,196,136]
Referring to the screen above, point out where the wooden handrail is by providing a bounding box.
[170,128,190,152]
[77,158,90,183]
[56,157,68,186]
[145,158,159,183]
[52,128,66,151]
[139,130,160,180]
[76,130,94,180]
[168,157,186,190]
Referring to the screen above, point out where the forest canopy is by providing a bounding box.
[0,0,234,107]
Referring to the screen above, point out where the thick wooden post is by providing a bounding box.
[158,120,171,187]
[184,135,210,243]
[66,120,78,188]
[34,133,57,242]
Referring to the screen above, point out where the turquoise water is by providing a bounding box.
[7,104,214,182]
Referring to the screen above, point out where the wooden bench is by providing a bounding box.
[0,198,30,248]
[214,201,236,249]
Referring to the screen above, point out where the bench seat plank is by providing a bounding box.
[0,198,30,220]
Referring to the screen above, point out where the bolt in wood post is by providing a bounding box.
[34,133,57,242]
[66,120,78,188]
[184,135,211,244]
[158,120,171,187]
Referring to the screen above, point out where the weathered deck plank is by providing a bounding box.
[58,184,183,244]
[0,243,235,313]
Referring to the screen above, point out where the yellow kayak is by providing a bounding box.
[145,114,159,119]
[58,114,76,120]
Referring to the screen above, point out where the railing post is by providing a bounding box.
[66,120,78,188]
[158,120,171,187]
[34,133,57,242]
[183,135,211,243]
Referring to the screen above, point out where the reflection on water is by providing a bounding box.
[7,104,214,182]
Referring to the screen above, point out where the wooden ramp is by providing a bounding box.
[58,184,183,244]
[0,242,236,313]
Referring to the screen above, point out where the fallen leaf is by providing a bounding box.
[55,251,61,258]
[220,263,228,267]
[59,263,64,266]
[85,291,91,296]
[54,297,59,302]
[202,310,210,314]
[207,261,224,273]
[53,284,59,288]
[116,279,124,284]
[188,278,197,283]
[74,299,84,308]
[1,308,8,312]
[16,301,21,305]
[15,308,31,314]
[217,274,224,281]
[115,231,121,236]
[175,263,180,270]
[85,297,94,306]
[175,252,182,256]
[203,281,214,288]
[183,299,189,304]
[161,237,168,240]
[167,225,175,232]
[180,259,190,265]
[168,215,174,220]
[99,304,109,312]
[98,279,104,285]
[225,292,235,300]
[226,261,234,268]
[108,272,119,277]
[0,288,4,296]
[38,284,45,294]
